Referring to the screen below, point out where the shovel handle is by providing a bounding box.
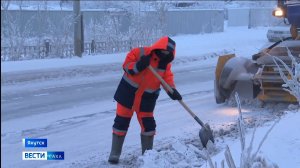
[148,66,174,93]
[178,100,206,128]
[148,66,206,128]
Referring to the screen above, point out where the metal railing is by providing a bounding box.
[1,38,156,61]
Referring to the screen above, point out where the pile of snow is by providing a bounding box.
[208,109,300,168]
[137,139,207,168]
[135,108,299,168]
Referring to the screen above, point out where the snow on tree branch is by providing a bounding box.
[252,120,278,159]
[235,93,245,151]
[272,47,300,104]
[224,145,236,168]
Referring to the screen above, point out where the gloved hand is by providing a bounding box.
[136,55,151,72]
[155,50,174,69]
[158,57,173,69]
[167,88,182,100]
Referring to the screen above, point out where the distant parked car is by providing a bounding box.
[266,26,291,42]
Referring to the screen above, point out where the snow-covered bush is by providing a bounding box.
[209,93,279,168]
[1,1,29,60]
[1,1,74,60]
[272,47,300,104]
[127,1,166,41]
[46,13,73,58]
[232,93,278,168]
[83,1,165,53]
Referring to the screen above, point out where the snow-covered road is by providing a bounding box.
[2,56,215,121]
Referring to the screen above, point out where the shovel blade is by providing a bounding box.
[199,123,214,148]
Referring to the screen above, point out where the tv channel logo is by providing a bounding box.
[22,151,47,160]
[23,138,47,148]
[47,151,64,160]
[22,151,64,160]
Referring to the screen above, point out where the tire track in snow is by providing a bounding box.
[1,51,222,86]
[1,90,213,145]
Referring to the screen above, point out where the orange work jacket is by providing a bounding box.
[114,36,176,112]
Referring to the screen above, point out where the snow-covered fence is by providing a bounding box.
[165,9,224,35]
[83,9,225,40]
[2,9,225,39]
[1,43,73,61]
[1,38,156,61]
[1,5,224,61]
[227,8,250,27]
[1,7,74,60]
[227,8,285,27]
[84,38,156,54]
[249,8,285,28]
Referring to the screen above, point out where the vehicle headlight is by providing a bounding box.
[273,7,284,17]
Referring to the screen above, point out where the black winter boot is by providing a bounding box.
[141,134,154,155]
[108,133,125,164]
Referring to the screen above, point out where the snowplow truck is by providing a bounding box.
[214,0,300,104]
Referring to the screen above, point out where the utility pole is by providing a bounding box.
[73,0,82,57]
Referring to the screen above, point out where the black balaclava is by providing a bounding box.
[155,50,174,69]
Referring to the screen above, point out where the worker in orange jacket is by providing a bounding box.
[108,36,182,164]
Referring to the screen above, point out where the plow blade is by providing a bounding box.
[214,53,298,104]
[214,54,259,103]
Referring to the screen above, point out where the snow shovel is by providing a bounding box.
[148,66,214,147]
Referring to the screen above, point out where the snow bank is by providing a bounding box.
[204,109,300,168]
[1,26,269,73]
[137,138,206,168]
[134,109,300,168]
[1,53,126,73]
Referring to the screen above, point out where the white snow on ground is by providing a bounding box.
[2,26,299,168]
[136,110,300,168]
[202,110,300,168]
